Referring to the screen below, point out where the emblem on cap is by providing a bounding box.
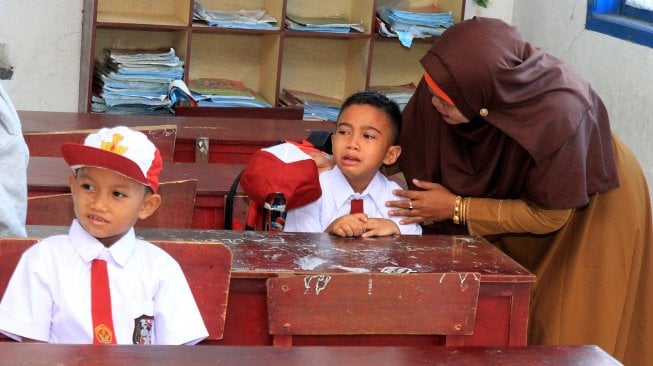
[100,133,128,155]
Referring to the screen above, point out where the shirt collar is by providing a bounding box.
[69,219,137,267]
[331,166,386,209]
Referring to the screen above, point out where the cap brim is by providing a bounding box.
[61,143,148,187]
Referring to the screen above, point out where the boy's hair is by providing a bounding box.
[61,126,163,193]
[338,91,402,145]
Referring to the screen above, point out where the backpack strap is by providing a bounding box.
[224,170,244,230]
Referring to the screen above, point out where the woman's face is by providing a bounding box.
[428,88,469,125]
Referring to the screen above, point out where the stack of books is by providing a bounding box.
[280,89,342,121]
[188,78,271,108]
[286,13,364,33]
[376,2,453,47]
[92,48,185,114]
[193,1,279,30]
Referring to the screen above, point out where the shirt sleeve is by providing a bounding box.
[152,258,208,345]
[0,246,54,342]
[466,198,572,237]
[284,199,322,233]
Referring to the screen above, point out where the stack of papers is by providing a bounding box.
[193,1,279,30]
[92,48,185,114]
[368,83,416,111]
[188,78,271,108]
[281,89,342,121]
[286,13,364,33]
[377,1,453,47]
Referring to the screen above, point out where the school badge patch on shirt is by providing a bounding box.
[132,315,154,345]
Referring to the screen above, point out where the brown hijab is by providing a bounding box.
[400,17,618,214]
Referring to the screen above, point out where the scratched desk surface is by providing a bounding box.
[25,226,534,282]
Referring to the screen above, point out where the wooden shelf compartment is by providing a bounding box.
[93,28,189,64]
[369,40,433,88]
[197,0,285,24]
[285,0,375,35]
[97,0,191,27]
[188,32,282,106]
[280,36,369,102]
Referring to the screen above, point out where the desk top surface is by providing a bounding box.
[19,110,335,144]
[0,343,621,366]
[24,226,535,282]
[28,156,243,195]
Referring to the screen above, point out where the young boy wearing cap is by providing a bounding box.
[284,91,422,237]
[0,126,208,345]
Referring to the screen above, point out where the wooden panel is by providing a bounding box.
[152,241,232,342]
[0,238,232,343]
[26,193,75,226]
[27,180,198,230]
[174,106,303,120]
[24,124,178,162]
[267,273,479,337]
[138,179,198,229]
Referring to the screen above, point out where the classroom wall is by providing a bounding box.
[0,0,83,112]
[0,0,651,191]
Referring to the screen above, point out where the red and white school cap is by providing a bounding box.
[61,126,163,193]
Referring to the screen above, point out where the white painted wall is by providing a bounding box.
[1,0,651,190]
[0,0,83,112]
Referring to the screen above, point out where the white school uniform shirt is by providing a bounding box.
[0,220,208,345]
[284,166,422,235]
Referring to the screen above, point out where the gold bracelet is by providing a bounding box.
[459,196,465,225]
[453,195,462,225]
[463,197,471,225]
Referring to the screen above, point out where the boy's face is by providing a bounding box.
[69,167,161,247]
[332,104,401,193]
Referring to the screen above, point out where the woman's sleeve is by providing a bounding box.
[466,198,572,237]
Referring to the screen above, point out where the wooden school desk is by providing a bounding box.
[0,343,622,366]
[26,156,243,230]
[24,226,536,347]
[18,110,334,164]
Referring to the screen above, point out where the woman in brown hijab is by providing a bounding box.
[387,17,652,365]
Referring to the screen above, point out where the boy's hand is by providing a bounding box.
[326,213,367,237]
[326,216,400,238]
[360,218,400,238]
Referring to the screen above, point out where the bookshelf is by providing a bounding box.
[79,0,466,114]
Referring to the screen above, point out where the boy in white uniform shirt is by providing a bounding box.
[0,126,208,345]
[285,91,421,237]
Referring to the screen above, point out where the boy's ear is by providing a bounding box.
[138,193,161,220]
[383,145,402,166]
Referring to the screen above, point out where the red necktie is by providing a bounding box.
[350,199,364,214]
[91,259,116,344]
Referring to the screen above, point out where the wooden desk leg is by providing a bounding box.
[196,137,209,164]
